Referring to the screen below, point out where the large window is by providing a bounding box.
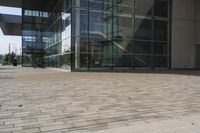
[22,0,171,70]
[72,0,171,70]
[22,0,72,69]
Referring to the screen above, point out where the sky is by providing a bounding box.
[0,6,22,55]
[0,28,21,55]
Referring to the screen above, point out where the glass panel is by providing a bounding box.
[89,54,112,69]
[154,0,168,18]
[21,0,171,70]
[113,39,133,55]
[154,56,168,67]
[58,54,71,69]
[61,38,71,54]
[134,55,153,68]
[88,10,112,40]
[113,54,133,68]
[89,37,112,54]
[113,5,134,39]
[153,42,167,55]
[135,0,154,16]
[79,54,88,69]
[22,0,72,69]
[72,0,88,8]
[72,8,88,37]
[22,53,32,66]
[153,19,168,41]
[113,0,134,6]
[134,41,153,54]
[134,18,152,40]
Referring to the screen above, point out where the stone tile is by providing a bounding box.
[0,127,22,132]
[0,124,14,129]
[40,124,68,132]
[12,128,40,133]
[73,121,96,127]
[1,66,200,132]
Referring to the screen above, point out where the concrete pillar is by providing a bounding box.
[195,0,200,68]
[195,0,200,46]
[75,0,80,69]
[172,0,196,68]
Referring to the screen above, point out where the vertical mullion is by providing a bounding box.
[70,1,74,71]
[87,0,90,70]
[132,0,136,70]
[152,0,155,69]
[111,0,114,70]
[22,3,24,66]
[168,0,172,69]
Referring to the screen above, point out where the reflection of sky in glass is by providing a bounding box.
[0,6,21,16]
[62,13,70,20]
[62,13,71,53]
[24,10,48,17]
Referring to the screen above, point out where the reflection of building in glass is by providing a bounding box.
[21,0,171,71]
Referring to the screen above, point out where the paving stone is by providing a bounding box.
[1,66,200,132]
[72,121,96,127]
[95,118,118,124]
[0,127,22,132]
[40,124,68,132]
[0,124,13,129]
[12,128,40,133]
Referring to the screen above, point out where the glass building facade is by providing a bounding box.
[22,0,171,71]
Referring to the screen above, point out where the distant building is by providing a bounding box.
[0,0,200,71]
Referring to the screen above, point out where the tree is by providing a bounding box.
[2,52,16,65]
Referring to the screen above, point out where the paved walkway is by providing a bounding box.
[96,114,200,133]
[0,66,200,133]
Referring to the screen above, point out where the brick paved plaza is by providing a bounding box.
[0,66,200,133]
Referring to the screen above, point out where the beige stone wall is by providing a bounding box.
[172,0,196,68]
[195,0,200,68]
[195,0,200,46]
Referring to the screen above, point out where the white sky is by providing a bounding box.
[0,6,22,55]
[0,28,21,55]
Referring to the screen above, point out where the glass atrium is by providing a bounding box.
[22,0,171,71]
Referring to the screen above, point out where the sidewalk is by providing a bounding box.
[94,114,200,133]
[0,66,200,133]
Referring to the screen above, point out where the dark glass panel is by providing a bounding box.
[153,42,167,55]
[153,20,168,41]
[113,0,134,6]
[134,55,153,68]
[154,56,168,67]
[154,0,168,17]
[80,37,89,53]
[134,41,153,54]
[135,0,154,16]
[134,18,152,40]
[113,5,134,39]
[64,0,71,11]
[113,54,132,68]
[79,54,88,69]
[113,39,133,55]
[89,54,112,69]
[72,0,88,8]
[71,37,88,55]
